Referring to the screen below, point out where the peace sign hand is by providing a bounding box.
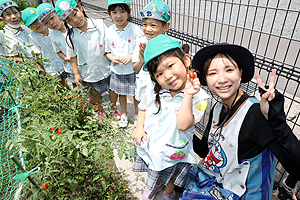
[255,69,277,119]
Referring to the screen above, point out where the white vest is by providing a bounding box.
[199,99,255,197]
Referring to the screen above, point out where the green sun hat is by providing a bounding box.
[21,7,38,27]
[139,0,170,22]
[108,0,130,7]
[0,0,18,17]
[55,0,77,21]
[36,3,55,23]
[143,34,181,71]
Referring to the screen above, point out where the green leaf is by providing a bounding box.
[94,151,100,161]
[129,148,134,157]
[118,149,124,160]
[70,182,77,193]
[82,147,88,157]
[68,133,73,141]
[92,175,100,181]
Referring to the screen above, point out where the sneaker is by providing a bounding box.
[112,107,121,120]
[162,190,176,200]
[142,183,164,200]
[133,114,138,126]
[119,115,128,128]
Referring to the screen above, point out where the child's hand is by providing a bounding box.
[255,69,276,119]
[185,71,200,95]
[112,57,121,66]
[120,55,132,65]
[133,126,148,146]
[75,74,82,86]
[138,42,146,62]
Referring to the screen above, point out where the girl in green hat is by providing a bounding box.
[133,34,210,200]
[55,0,113,117]
[105,0,145,127]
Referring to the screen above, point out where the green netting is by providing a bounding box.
[0,57,25,200]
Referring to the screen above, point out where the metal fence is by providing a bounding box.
[129,0,300,197]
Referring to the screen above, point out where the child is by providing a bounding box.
[181,43,300,199]
[55,0,112,116]
[21,7,67,87]
[133,35,210,200]
[132,0,170,125]
[36,3,76,89]
[0,0,43,73]
[105,0,145,127]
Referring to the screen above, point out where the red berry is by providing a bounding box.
[41,186,45,190]
[188,70,195,79]
[57,128,62,134]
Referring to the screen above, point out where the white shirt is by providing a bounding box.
[3,25,35,58]
[105,22,145,75]
[67,18,110,82]
[49,29,73,74]
[137,86,211,171]
[29,31,65,75]
[0,30,5,55]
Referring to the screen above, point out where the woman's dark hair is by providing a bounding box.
[202,52,241,81]
[147,47,186,114]
[108,4,131,22]
[65,3,88,50]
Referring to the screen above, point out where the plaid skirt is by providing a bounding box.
[132,150,191,190]
[81,75,110,94]
[110,71,135,96]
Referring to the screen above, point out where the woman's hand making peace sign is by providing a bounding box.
[255,69,277,120]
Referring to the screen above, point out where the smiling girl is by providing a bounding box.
[133,34,210,200]
[181,43,300,200]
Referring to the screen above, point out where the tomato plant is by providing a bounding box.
[4,55,135,199]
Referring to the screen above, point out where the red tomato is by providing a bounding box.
[50,126,56,130]
[66,96,71,100]
[188,70,195,79]
[41,186,45,190]
[43,183,49,189]
[57,128,62,134]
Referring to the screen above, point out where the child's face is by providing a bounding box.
[154,55,190,95]
[28,19,45,33]
[42,12,61,30]
[65,6,86,29]
[205,53,242,105]
[109,5,129,29]
[142,18,170,40]
[2,7,21,26]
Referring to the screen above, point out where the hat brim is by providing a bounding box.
[25,17,38,27]
[192,43,254,86]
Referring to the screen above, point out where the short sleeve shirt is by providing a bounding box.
[29,31,64,75]
[49,29,73,74]
[105,22,145,75]
[66,18,110,82]
[137,87,211,171]
[3,25,36,58]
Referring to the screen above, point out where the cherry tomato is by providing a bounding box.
[188,70,195,79]
[57,128,62,134]
[43,183,49,189]
[52,135,57,140]
[41,186,45,190]
[66,96,72,101]
[50,126,56,130]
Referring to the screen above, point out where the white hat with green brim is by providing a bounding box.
[55,0,77,21]
[0,0,18,17]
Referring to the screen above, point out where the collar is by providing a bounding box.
[114,22,129,32]
[4,24,26,36]
[77,18,96,34]
[158,88,185,99]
